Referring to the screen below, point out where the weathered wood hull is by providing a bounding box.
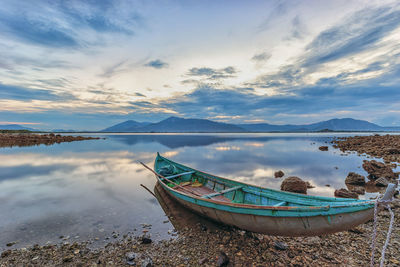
[160,182,374,236]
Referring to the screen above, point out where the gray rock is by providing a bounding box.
[141,257,153,267]
[216,251,229,267]
[274,241,288,250]
[375,177,389,187]
[141,237,152,244]
[126,252,137,266]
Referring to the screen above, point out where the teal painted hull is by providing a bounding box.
[153,153,381,236]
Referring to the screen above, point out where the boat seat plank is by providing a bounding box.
[175,185,231,202]
[161,171,195,181]
[202,186,243,199]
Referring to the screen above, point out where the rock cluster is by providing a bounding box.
[332,134,400,164]
[0,133,100,148]
[362,160,398,181]
[280,176,307,194]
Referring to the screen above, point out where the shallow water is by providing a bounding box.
[0,132,391,250]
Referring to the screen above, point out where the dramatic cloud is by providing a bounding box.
[144,60,169,69]
[251,52,271,62]
[185,67,238,82]
[1,1,400,129]
[0,83,73,101]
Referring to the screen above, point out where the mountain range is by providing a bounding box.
[0,124,34,131]
[101,117,400,132]
[2,117,399,132]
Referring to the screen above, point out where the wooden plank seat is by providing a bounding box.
[202,186,243,199]
[175,184,232,202]
[160,171,195,181]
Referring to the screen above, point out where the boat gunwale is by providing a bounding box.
[154,153,374,211]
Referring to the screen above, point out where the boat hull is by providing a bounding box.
[161,183,374,236]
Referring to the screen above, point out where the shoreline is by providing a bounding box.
[0,133,101,148]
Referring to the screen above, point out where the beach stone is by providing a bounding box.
[274,170,284,178]
[345,172,365,185]
[141,257,153,267]
[281,176,307,194]
[216,251,229,267]
[362,160,397,181]
[62,255,74,262]
[319,146,328,151]
[126,252,138,266]
[334,188,358,199]
[274,241,288,250]
[199,257,209,264]
[375,177,389,187]
[1,250,11,258]
[141,237,152,244]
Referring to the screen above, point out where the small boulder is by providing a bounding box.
[362,160,397,181]
[126,252,138,266]
[345,172,365,185]
[274,170,284,178]
[141,237,152,244]
[319,146,328,151]
[216,251,229,267]
[375,177,389,187]
[274,241,288,250]
[141,257,153,267]
[281,176,307,194]
[346,184,365,195]
[334,188,358,199]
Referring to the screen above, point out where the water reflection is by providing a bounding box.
[153,182,224,233]
[0,133,386,250]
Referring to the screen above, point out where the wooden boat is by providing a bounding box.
[143,153,396,237]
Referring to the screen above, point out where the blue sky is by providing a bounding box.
[1,0,400,130]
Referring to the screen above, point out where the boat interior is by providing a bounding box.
[154,155,365,208]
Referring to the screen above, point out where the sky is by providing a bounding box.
[1,0,400,130]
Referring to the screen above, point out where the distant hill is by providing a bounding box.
[0,124,35,131]
[102,117,245,132]
[304,118,382,131]
[101,117,397,133]
[239,118,383,132]
[237,123,299,132]
[102,120,151,132]
[139,117,245,132]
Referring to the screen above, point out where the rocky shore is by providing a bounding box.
[0,133,101,148]
[1,202,399,266]
[332,134,400,164]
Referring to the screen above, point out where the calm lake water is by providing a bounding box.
[0,132,391,250]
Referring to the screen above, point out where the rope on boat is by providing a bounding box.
[370,184,398,267]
